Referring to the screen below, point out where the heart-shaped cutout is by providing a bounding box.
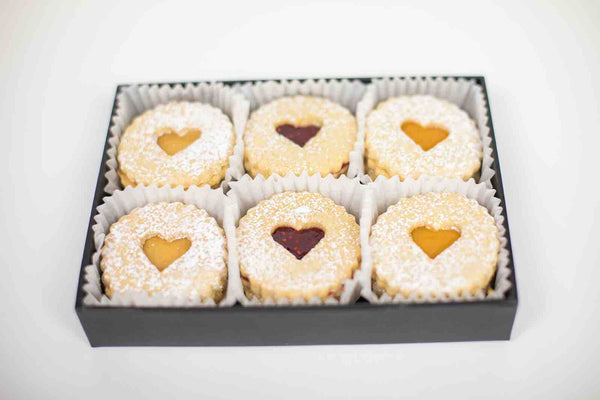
[411,226,460,259]
[401,121,449,151]
[276,124,321,147]
[272,226,325,260]
[157,128,202,155]
[143,236,192,271]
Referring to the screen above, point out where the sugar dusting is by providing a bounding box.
[365,95,482,180]
[244,96,357,178]
[237,191,360,300]
[100,202,227,300]
[370,192,499,297]
[118,101,235,187]
[293,206,311,214]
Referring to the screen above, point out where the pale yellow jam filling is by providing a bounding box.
[157,128,202,156]
[143,236,192,271]
[118,169,136,187]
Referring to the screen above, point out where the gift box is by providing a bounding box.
[75,76,517,346]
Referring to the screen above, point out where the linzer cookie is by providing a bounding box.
[365,95,482,180]
[236,191,361,301]
[100,202,228,301]
[370,192,499,298]
[117,101,235,188]
[243,96,357,178]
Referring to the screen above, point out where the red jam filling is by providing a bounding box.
[276,124,321,147]
[272,226,325,260]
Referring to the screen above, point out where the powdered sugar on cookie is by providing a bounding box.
[365,95,482,180]
[100,202,227,301]
[370,192,499,297]
[118,101,235,188]
[244,96,356,178]
[237,191,360,301]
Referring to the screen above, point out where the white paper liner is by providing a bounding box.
[104,83,249,194]
[227,172,367,306]
[360,176,511,304]
[358,77,495,187]
[235,78,368,179]
[82,184,240,307]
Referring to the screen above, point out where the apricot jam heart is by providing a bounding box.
[143,236,192,271]
[411,227,460,259]
[272,227,325,260]
[157,128,202,155]
[276,124,321,147]
[401,121,449,151]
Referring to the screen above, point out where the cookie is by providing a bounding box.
[370,192,499,297]
[237,191,361,301]
[100,202,227,301]
[117,101,235,188]
[244,96,357,178]
[365,95,482,180]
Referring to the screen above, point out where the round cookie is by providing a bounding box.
[244,96,357,178]
[370,192,499,298]
[365,95,482,180]
[101,202,227,301]
[237,191,361,301]
[118,101,235,188]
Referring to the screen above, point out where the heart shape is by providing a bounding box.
[411,227,460,259]
[157,128,202,155]
[272,226,325,260]
[143,236,192,271]
[401,121,449,151]
[276,124,321,147]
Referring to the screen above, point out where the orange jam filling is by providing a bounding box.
[401,121,449,151]
[411,226,460,259]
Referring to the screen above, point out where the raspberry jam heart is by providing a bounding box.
[276,124,321,147]
[272,227,325,260]
[401,121,449,151]
[143,236,192,271]
[411,226,460,259]
[157,128,202,155]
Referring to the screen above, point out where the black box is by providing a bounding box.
[75,76,518,347]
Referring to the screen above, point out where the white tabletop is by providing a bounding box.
[2,1,599,398]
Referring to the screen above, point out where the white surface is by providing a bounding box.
[1,0,599,398]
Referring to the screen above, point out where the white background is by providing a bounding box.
[1,0,599,398]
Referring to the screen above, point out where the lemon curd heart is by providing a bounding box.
[411,226,460,259]
[143,236,192,271]
[401,121,449,151]
[157,128,202,155]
